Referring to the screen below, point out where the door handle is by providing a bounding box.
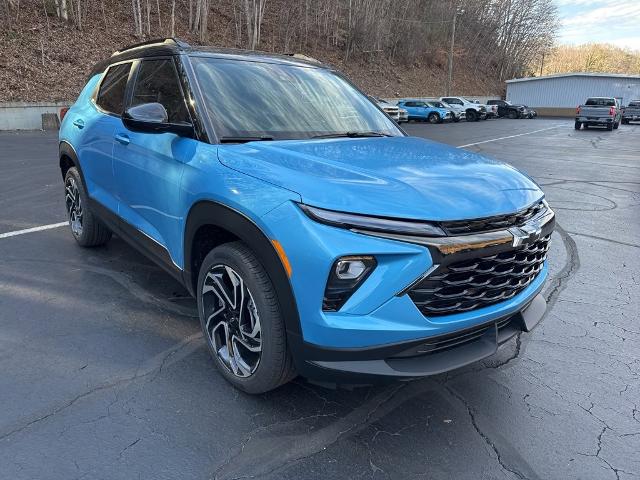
[72,118,85,129]
[115,133,130,145]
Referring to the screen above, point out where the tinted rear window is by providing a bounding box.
[96,63,131,115]
[628,101,640,107]
[585,98,615,106]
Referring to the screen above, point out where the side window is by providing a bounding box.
[96,63,132,115]
[131,59,190,124]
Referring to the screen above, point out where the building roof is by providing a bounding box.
[506,72,640,83]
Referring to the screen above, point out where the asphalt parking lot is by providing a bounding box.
[1,118,639,480]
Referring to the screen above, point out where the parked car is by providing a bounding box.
[477,100,498,118]
[427,100,463,122]
[526,107,537,119]
[487,99,528,119]
[575,97,622,131]
[372,97,400,122]
[440,96,487,121]
[59,38,555,393]
[398,107,409,123]
[397,100,453,123]
[435,99,466,122]
[622,100,640,124]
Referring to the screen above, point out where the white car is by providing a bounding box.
[440,96,488,122]
[372,97,401,122]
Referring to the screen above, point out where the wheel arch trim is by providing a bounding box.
[183,200,302,336]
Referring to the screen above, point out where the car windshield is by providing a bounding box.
[191,57,402,141]
[585,98,615,106]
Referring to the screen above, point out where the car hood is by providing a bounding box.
[217,136,543,221]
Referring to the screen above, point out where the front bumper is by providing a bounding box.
[260,200,554,382]
[290,292,546,383]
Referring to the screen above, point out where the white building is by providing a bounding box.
[505,73,640,115]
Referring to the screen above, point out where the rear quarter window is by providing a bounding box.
[96,63,132,115]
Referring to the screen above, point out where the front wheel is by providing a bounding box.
[607,123,613,131]
[613,121,619,129]
[508,110,518,119]
[466,110,477,122]
[64,167,112,247]
[197,242,296,394]
[574,121,581,130]
[428,112,440,124]
[453,116,460,122]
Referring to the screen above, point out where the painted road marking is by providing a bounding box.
[457,125,564,149]
[0,222,67,239]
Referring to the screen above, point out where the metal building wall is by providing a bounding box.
[506,75,640,109]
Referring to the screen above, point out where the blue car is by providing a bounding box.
[397,100,453,123]
[59,39,554,393]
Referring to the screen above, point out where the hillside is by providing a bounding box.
[541,43,640,76]
[1,0,554,102]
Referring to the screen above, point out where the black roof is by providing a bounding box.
[88,38,327,79]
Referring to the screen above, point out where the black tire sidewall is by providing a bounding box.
[196,242,290,393]
[64,168,96,245]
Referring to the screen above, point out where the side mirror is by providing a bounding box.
[123,102,194,138]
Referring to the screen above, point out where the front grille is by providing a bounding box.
[408,234,550,316]
[440,201,545,235]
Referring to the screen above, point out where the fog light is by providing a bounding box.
[323,256,376,311]
[335,259,367,280]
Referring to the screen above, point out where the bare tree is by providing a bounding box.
[243,0,267,50]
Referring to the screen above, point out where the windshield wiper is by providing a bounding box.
[219,136,274,143]
[311,131,393,139]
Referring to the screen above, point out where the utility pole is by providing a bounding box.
[446,8,458,96]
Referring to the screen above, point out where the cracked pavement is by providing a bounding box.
[1,119,638,479]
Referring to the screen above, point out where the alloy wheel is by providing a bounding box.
[201,265,262,378]
[65,177,83,236]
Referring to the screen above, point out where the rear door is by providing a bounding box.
[112,57,196,267]
[77,62,133,214]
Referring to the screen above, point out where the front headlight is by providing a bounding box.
[299,204,446,237]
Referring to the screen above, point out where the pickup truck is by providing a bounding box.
[440,96,487,122]
[575,97,622,131]
[622,100,640,124]
[487,99,528,119]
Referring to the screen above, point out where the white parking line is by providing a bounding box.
[456,125,564,149]
[0,222,67,239]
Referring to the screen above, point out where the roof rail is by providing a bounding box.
[282,53,322,64]
[111,38,190,56]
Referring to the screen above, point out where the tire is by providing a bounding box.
[428,112,440,124]
[613,121,619,129]
[197,241,296,394]
[607,123,613,131]
[453,116,460,122]
[574,121,581,130]
[466,110,477,122]
[508,110,518,119]
[622,119,628,125]
[64,167,112,247]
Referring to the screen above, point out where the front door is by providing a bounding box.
[112,57,196,268]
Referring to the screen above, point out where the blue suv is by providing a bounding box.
[59,39,555,393]
[397,100,452,123]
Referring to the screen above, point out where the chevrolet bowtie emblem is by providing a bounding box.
[509,224,541,247]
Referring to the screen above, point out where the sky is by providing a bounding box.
[555,0,640,51]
